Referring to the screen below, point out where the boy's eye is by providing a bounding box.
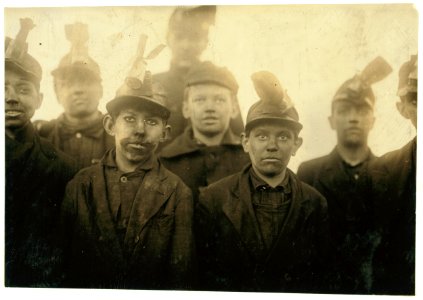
[257,135,268,140]
[124,116,135,122]
[19,87,31,94]
[278,135,289,141]
[144,118,159,126]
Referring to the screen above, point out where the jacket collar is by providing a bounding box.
[160,125,241,158]
[223,164,302,262]
[56,111,105,140]
[91,156,170,262]
[102,148,156,172]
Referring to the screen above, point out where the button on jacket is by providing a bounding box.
[196,164,330,292]
[297,148,376,293]
[60,149,194,289]
[35,112,114,170]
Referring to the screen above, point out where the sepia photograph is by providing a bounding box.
[2,0,420,299]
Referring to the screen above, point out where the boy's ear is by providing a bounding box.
[35,92,44,110]
[292,137,303,156]
[103,114,116,136]
[241,132,250,153]
[160,124,172,143]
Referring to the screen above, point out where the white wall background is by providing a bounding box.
[4,4,418,171]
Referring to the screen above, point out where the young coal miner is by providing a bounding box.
[35,23,114,170]
[60,42,194,288]
[5,18,76,287]
[370,55,417,295]
[297,57,392,293]
[154,6,244,146]
[159,61,250,202]
[196,71,329,292]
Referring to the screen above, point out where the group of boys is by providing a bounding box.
[5,6,417,295]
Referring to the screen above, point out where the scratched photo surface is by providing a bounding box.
[3,3,418,298]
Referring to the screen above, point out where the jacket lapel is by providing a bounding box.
[317,149,347,190]
[222,166,264,259]
[91,164,126,264]
[124,161,171,253]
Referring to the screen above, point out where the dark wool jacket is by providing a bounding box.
[297,148,377,293]
[159,127,250,202]
[6,123,76,287]
[368,137,416,295]
[35,112,114,170]
[195,164,330,293]
[60,151,195,290]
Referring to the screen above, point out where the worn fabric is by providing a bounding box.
[60,150,195,289]
[196,164,330,293]
[5,123,76,287]
[159,126,250,202]
[35,111,114,170]
[297,148,377,293]
[369,137,416,295]
[249,168,291,251]
[153,63,244,149]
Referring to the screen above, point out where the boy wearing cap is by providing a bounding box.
[35,23,114,170]
[154,6,244,144]
[60,39,194,289]
[195,71,329,292]
[159,61,250,202]
[5,18,76,287]
[369,55,417,295]
[297,57,392,293]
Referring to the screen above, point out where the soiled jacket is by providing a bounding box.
[196,165,330,293]
[368,137,416,295]
[60,151,194,289]
[6,123,76,287]
[35,112,114,170]
[159,127,250,202]
[297,148,377,293]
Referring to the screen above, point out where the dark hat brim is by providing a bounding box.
[245,116,303,133]
[6,59,41,83]
[106,95,170,119]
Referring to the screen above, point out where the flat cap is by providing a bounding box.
[51,23,101,80]
[397,55,417,97]
[185,61,239,93]
[333,56,392,108]
[106,71,170,119]
[5,18,42,83]
[246,71,302,132]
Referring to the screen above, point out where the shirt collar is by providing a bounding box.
[249,167,291,193]
[102,148,156,172]
[7,121,36,145]
[333,146,374,168]
[57,111,105,139]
